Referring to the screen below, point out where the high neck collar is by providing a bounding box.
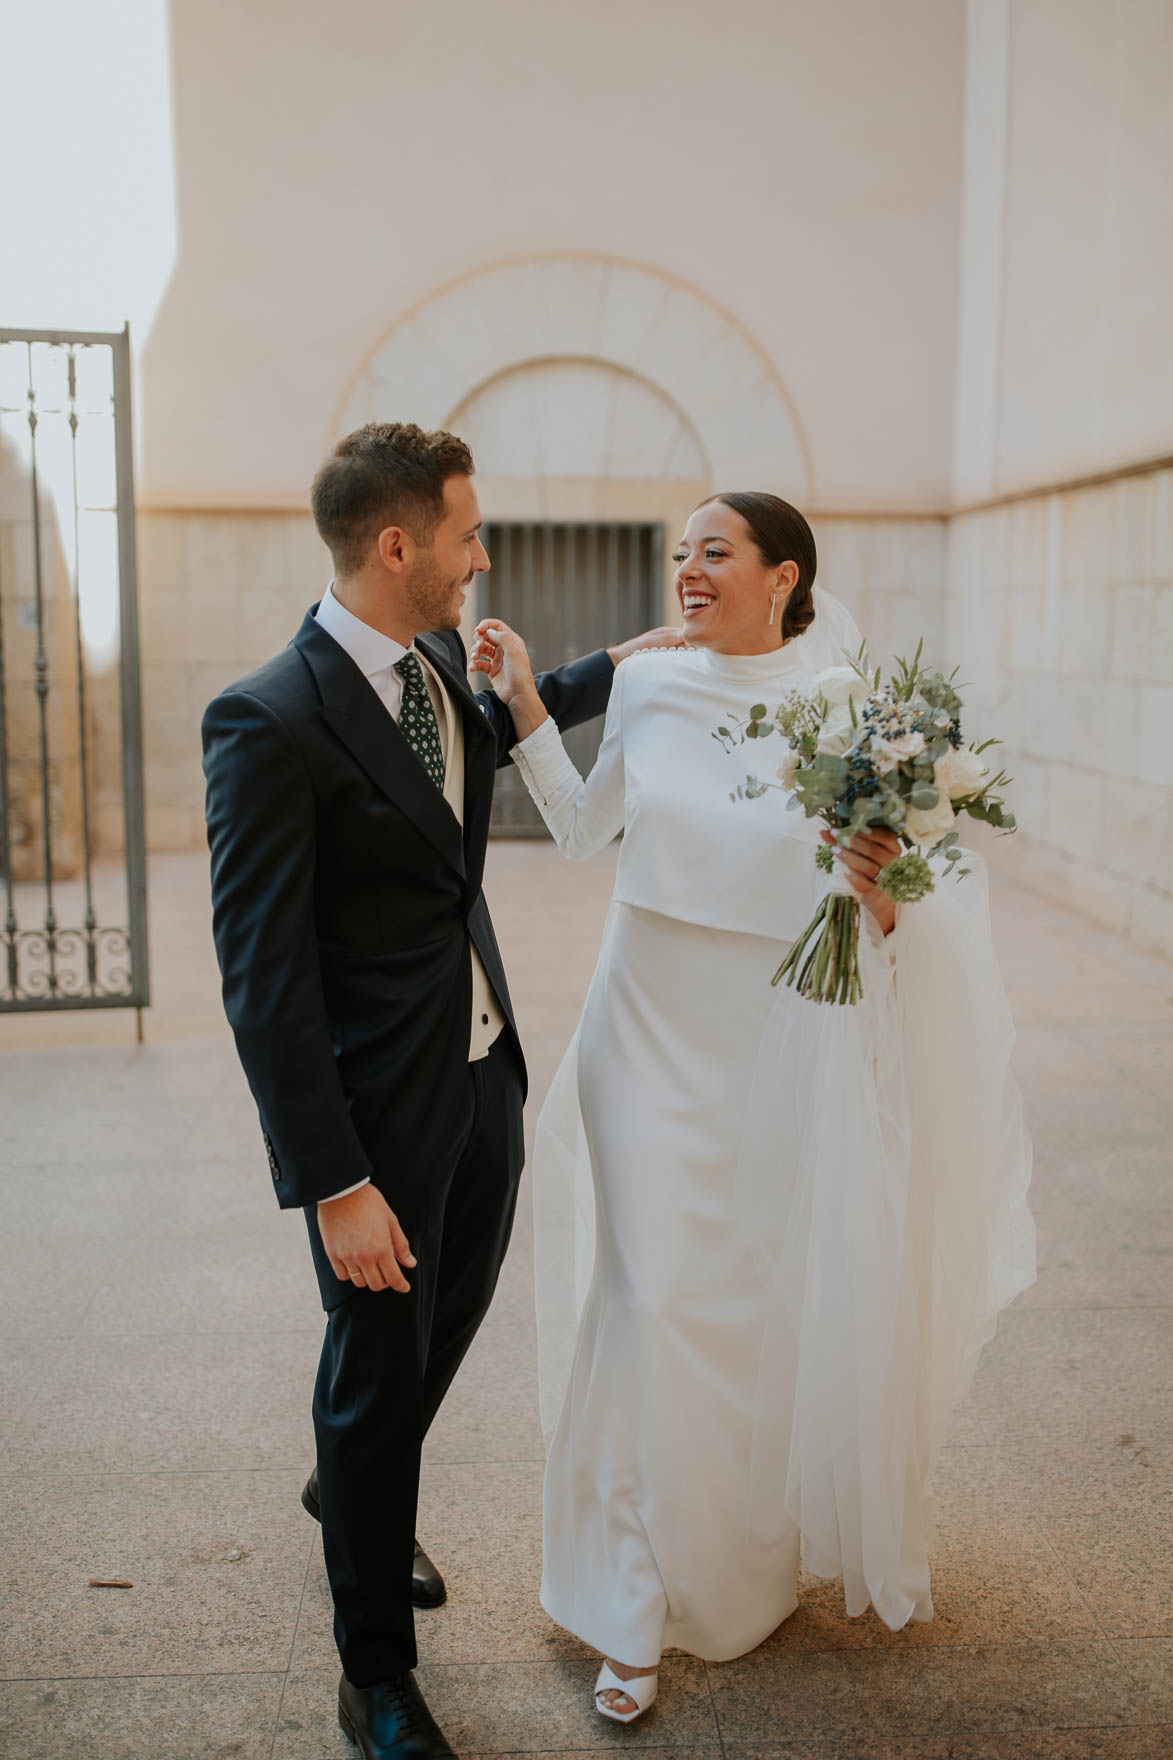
[695,642,805,682]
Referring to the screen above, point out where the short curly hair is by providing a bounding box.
[311,422,475,575]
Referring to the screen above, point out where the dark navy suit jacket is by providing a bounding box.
[202,608,613,1217]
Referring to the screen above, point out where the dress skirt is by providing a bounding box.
[534,872,1035,1664]
[540,902,804,1665]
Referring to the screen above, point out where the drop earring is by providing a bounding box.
[768,592,778,626]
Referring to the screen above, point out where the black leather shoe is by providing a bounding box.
[302,1468,448,1609]
[409,1543,446,1609]
[338,1672,456,1760]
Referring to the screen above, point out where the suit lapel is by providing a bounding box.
[295,613,466,881]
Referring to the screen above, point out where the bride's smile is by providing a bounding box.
[672,497,800,654]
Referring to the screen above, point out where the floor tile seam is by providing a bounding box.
[422,1456,547,1467]
[709,1708,1165,1743]
[1017,1302,1173,1313]
[0,1669,291,1683]
[270,1532,319,1760]
[1017,1022,1173,1038]
[701,1659,729,1760]
[710,1725,1169,1755]
[0,1464,317,1481]
[713,1635,1127,1662]
[7,1326,330,1341]
[1105,1635,1173,1657]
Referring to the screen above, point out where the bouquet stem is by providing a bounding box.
[772,893,863,1005]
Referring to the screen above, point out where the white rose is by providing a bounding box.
[815,666,871,710]
[870,729,925,774]
[905,793,956,847]
[816,703,856,757]
[934,745,988,801]
[777,747,801,789]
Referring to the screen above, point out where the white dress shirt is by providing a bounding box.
[314,584,505,1201]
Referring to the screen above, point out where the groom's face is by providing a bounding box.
[404,473,490,633]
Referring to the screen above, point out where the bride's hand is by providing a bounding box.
[469,619,549,739]
[822,827,901,937]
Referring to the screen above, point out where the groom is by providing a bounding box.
[202,422,672,1759]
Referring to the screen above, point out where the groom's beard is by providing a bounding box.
[406,556,470,632]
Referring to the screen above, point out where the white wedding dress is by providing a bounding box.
[511,595,1036,1667]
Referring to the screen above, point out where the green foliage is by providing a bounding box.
[876,851,935,903]
[712,637,1021,1003]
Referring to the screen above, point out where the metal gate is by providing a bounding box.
[477,521,662,836]
[0,326,149,1023]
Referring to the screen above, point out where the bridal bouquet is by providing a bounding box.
[715,643,1016,1005]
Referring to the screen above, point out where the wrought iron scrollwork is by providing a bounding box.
[0,327,149,1015]
[0,922,134,1002]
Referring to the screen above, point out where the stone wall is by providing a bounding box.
[136,484,1173,966]
[945,466,1173,957]
[135,506,947,857]
[137,512,327,852]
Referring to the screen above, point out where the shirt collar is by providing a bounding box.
[314,582,411,677]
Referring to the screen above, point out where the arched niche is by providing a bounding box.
[333,255,812,500]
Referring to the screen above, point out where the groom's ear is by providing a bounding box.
[376,524,415,573]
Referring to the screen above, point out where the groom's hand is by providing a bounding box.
[317,1184,417,1293]
[606,626,687,665]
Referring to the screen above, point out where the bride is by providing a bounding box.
[469,492,1035,1722]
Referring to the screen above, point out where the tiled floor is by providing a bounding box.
[1,848,1170,1759]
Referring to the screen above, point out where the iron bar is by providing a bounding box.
[111,325,150,1011]
[26,343,59,997]
[0,327,128,348]
[66,347,98,990]
[0,479,18,999]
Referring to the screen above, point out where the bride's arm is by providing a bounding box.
[469,620,626,860]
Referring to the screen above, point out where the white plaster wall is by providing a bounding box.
[956,0,1173,498]
[139,0,963,510]
[952,0,1010,504]
[447,360,708,484]
[943,2,1173,956]
[342,260,809,497]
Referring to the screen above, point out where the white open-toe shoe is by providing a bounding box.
[594,1661,659,1724]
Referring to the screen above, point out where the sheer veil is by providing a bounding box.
[795,585,867,672]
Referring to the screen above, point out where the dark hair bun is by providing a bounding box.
[703,492,817,641]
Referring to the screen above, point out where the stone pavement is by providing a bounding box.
[0,846,1170,1760]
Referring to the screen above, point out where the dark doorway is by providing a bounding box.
[476,521,662,836]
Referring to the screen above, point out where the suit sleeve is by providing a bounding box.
[449,630,615,770]
[202,689,373,1209]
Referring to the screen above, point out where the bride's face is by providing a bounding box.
[672,502,793,654]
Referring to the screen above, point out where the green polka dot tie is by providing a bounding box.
[395,652,445,790]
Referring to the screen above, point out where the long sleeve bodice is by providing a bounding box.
[512,643,830,940]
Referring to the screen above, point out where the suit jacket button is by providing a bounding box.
[481,1013,489,1025]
